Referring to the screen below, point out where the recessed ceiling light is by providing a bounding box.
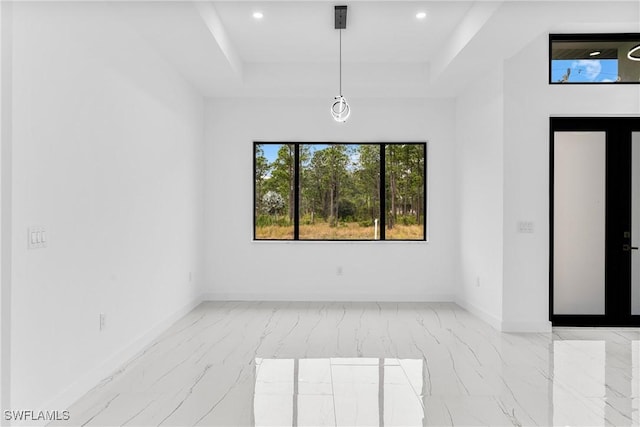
[416,12,427,19]
[253,12,264,20]
[589,50,601,57]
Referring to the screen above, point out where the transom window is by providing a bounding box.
[254,142,427,241]
[550,33,640,84]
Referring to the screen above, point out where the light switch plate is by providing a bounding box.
[27,226,47,249]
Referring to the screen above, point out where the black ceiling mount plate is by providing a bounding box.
[335,5,347,30]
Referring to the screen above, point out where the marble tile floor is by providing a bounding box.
[48,302,640,426]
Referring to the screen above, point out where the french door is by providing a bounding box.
[551,117,640,326]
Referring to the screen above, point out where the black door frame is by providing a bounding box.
[550,117,640,326]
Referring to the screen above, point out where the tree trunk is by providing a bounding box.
[334,183,339,224]
[389,151,396,230]
[329,184,335,226]
[288,147,295,223]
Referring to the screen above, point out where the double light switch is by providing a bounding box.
[28,226,47,249]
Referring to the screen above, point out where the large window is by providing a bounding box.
[254,142,426,241]
[550,33,640,84]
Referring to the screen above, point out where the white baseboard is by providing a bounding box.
[501,320,552,333]
[202,292,455,303]
[41,294,204,415]
[454,298,502,331]
[454,298,552,333]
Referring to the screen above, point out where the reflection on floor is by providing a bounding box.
[48,302,640,426]
[254,357,426,426]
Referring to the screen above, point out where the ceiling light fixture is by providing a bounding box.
[628,44,640,61]
[331,6,350,123]
[589,50,601,57]
[252,11,264,20]
[416,12,427,19]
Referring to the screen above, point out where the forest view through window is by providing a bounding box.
[254,142,426,241]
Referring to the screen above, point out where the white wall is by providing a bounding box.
[501,33,640,331]
[204,98,458,301]
[454,69,504,329]
[0,0,12,412]
[10,2,204,410]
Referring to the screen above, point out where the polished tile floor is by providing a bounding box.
[51,302,640,426]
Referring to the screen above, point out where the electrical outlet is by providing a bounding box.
[517,221,535,234]
[337,266,343,276]
[99,313,106,331]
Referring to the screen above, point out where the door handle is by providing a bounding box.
[623,244,639,251]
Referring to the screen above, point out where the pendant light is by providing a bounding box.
[628,44,640,61]
[331,6,350,123]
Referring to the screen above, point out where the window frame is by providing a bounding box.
[549,33,640,85]
[253,141,428,242]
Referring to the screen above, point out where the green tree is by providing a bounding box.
[386,145,399,229]
[299,145,353,226]
[255,144,269,217]
[268,144,295,223]
[322,145,351,225]
[354,145,380,223]
[386,144,424,228]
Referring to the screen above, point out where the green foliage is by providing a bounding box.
[300,213,314,225]
[265,144,295,222]
[337,199,355,219]
[399,215,419,226]
[255,145,269,215]
[256,214,290,227]
[255,143,424,232]
[386,144,425,229]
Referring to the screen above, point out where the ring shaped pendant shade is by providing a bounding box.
[331,96,350,122]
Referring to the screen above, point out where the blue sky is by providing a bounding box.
[259,144,365,174]
[551,59,618,83]
[261,144,281,164]
[260,144,330,164]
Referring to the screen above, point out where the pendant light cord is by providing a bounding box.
[339,29,342,96]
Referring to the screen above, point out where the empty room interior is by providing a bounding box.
[3,0,640,425]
